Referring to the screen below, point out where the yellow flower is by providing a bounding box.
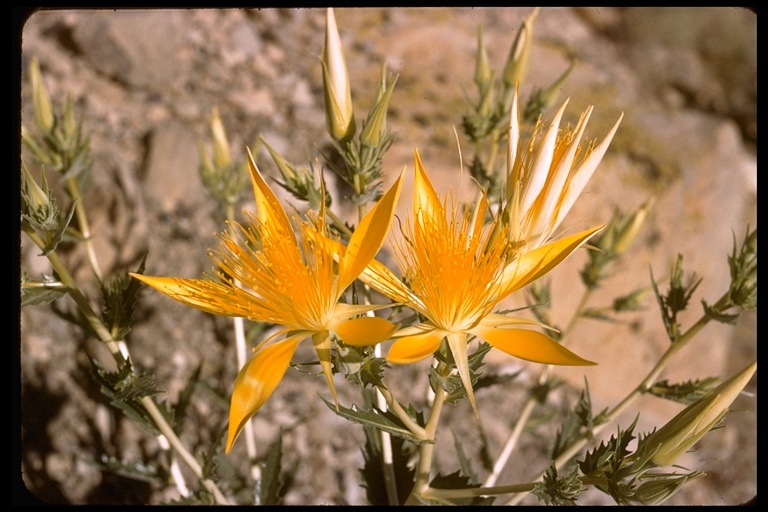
[507,88,623,251]
[362,151,599,412]
[131,149,402,452]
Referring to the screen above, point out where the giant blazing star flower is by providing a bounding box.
[363,92,622,412]
[132,150,402,452]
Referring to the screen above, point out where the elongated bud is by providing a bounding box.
[210,106,231,169]
[21,163,50,210]
[642,361,756,467]
[613,198,653,255]
[474,26,492,87]
[29,56,55,133]
[502,8,538,88]
[360,71,397,147]
[321,8,355,142]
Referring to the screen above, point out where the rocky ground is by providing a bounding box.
[17,7,756,505]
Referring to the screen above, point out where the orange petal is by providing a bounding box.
[446,331,477,415]
[386,327,445,364]
[339,172,403,290]
[413,150,443,224]
[246,147,293,232]
[500,225,603,296]
[312,331,338,409]
[130,273,260,318]
[331,316,397,346]
[472,324,595,366]
[226,334,304,453]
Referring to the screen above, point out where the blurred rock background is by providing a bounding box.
[18,7,755,505]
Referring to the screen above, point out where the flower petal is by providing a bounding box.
[226,334,304,452]
[500,225,603,297]
[246,147,293,232]
[481,313,556,331]
[446,331,478,415]
[386,327,446,364]
[472,324,595,366]
[331,316,397,346]
[312,331,338,408]
[413,149,443,224]
[130,273,264,319]
[339,172,403,290]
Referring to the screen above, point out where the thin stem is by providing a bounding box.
[65,178,103,280]
[404,363,450,505]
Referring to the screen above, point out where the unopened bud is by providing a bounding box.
[321,8,355,142]
[29,56,55,133]
[210,107,232,169]
[613,198,654,255]
[360,72,397,147]
[643,361,756,467]
[502,8,538,89]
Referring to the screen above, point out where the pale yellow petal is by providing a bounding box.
[339,172,403,290]
[359,258,419,308]
[330,316,397,346]
[386,327,445,364]
[499,225,603,297]
[226,334,304,452]
[472,324,595,366]
[480,313,556,331]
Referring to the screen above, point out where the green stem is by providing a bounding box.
[65,178,103,280]
[404,363,450,505]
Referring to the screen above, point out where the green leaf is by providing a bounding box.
[532,462,585,505]
[648,376,719,405]
[101,253,147,340]
[255,431,291,506]
[359,410,416,505]
[320,396,429,445]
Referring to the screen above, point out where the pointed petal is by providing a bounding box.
[359,258,418,307]
[339,172,403,290]
[481,313,556,331]
[312,331,338,409]
[246,147,292,231]
[226,334,304,452]
[446,331,478,415]
[554,112,624,231]
[330,316,397,346]
[333,302,394,318]
[500,225,603,296]
[130,273,262,319]
[472,324,595,366]
[521,99,569,215]
[413,149,443,223]
[507,86,521,189]
[386,327,445,364]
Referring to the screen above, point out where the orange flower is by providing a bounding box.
[362,151,600,412]
[132,149,402,452]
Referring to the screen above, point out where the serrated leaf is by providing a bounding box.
[321,396,429,445]
[39,200,77,256]
[532,462,585,505]
[255,431,289,506]
[101,253,148,340]
[648,376,719,405]
[359,413,416,505]
[95,454,163,484]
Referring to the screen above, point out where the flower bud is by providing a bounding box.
[321,8,355,142]
[613,198,654,255]
[643,361,756,467]
[21,163,50,211]
[360,71,397,148]
[210,106,232,169]
[29,57,55,133]
[502,8,538,89]
[474,26,492,88]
